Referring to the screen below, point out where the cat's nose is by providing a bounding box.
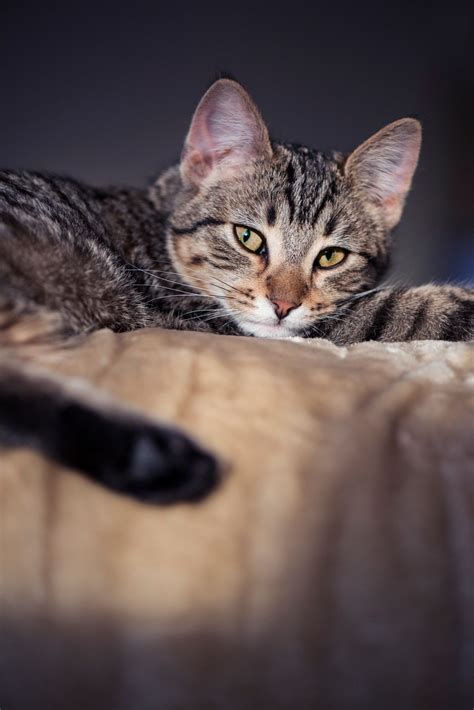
[271,299,299,320]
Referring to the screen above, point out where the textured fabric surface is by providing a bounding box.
[1,329,473,710]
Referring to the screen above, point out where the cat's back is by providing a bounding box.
[0,168,164,239]
[0,169,109,237]
[0,170,161,333]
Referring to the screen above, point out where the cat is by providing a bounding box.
[1,78,472,504]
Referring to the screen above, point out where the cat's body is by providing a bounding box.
[1,78,472,503]
[0,170,236,337]
[2,165,471,345]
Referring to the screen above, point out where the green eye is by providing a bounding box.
[234,225,266,254]
[316,247,347,269]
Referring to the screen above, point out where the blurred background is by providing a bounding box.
[1,0,473,283]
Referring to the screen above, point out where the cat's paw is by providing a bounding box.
[57,403,219,504]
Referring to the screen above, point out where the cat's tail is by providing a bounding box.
[0,296,218,504]
[0,356,219,504]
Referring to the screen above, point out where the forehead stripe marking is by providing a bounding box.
[267,204,276,226]
[296,155,310,224]
[324,212,338,236]
[311,184,335,228]
[170,218,225,235]
[285,161,296,223]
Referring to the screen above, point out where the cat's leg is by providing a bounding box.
[0,362,219,504]
[318,286,474,344]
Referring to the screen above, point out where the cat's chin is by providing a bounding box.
[238,320,299,339]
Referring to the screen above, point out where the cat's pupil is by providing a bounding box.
[325,250,334,259]
[242,229,251,242]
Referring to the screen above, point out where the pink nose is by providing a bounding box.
[271,299,299,320]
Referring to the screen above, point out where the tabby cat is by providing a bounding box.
[1,78,472,503]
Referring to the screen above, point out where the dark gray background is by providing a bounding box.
[2,1,473,283]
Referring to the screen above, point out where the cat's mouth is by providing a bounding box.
[238,318,300,339]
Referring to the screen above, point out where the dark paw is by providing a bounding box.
[56,404,219,504]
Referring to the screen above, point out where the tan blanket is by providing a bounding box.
[1,329,473,709]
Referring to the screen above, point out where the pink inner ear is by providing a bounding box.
[183,149,212,182]
[181,80,271,187]
[346,119,421,228]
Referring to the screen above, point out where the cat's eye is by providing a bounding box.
[234,225,267,255]
[316,247,347,269]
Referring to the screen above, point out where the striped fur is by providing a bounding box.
[164,80,472,340]
[0,83,471,346]
[0,78,472,501]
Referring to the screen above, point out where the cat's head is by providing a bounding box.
[164,79,421,337]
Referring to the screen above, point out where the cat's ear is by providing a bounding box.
[345,118,422,229]
[181,79,272,188]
